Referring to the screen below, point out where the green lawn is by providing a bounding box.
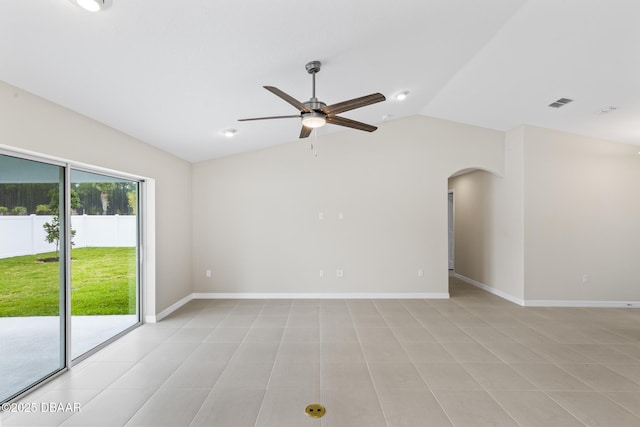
[0,247,137,317]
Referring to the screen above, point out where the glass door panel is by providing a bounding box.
[0,154,66,403]
[70,169,140,359]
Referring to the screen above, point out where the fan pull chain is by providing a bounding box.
[311,130,318,157]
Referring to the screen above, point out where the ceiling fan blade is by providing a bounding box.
[326,115,377,132]
[264,86,313,113]
[322,93,386,115]
[238,115,300,121]
[299,126,312,139]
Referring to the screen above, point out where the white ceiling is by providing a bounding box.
[1,0,639,162]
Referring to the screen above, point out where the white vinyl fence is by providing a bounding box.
[0,215,136,259]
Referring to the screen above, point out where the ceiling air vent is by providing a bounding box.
[548,98,573,108]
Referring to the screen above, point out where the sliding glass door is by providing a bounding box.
[70,169,140,360]
[0,154,66,403]
[0,152,142,403]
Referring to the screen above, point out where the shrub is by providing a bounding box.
[36,204,52,215]
[0,206,7,215]
[13,206,27,215]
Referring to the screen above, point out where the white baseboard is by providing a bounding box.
[451,272,640,308]
[523,300,640,308]
[147,291,449,322]
[450,272,525,306]
[145,293,194,323]
[192,292,450,300]
[147,283,640,323]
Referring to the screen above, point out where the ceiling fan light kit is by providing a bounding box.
[239,61,386,139]
[301,112,326,128]
[69,0,111,12]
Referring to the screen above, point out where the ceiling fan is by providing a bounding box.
[239,61,386,138]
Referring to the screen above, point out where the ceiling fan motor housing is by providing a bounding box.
[303,98,327,111]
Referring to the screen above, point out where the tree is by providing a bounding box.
[43,188,80,260]
[0,183,57,214]
[74,182,134,215]
[127,191,137,215]
[94,183,115,215]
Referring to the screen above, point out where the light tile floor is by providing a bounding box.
[0,315,138,402]
[2,277,640,426]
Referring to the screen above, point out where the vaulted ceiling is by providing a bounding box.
[1,1,638,162]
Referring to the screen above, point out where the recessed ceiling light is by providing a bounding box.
[394,91,410,101]
[69,0,111,12]
[223,129,238,138]
[597,106,617,115]
[382,114,394,121]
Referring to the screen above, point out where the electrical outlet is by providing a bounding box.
[336,269,344,278]
[206,269,212,278]
[418,268,424,277]
[319,269,324,278]
[582,274,590,284]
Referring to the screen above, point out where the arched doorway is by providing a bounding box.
[446,167,503,297]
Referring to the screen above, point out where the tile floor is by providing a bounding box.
[0,315,138,402]
[2,276,640,426]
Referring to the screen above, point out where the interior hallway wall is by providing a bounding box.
[523,125,640,302]
[449,124,640,304]
[192,115,504,296]
[447,126,525,302]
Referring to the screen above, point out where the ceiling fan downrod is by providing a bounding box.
[306,60,321,95]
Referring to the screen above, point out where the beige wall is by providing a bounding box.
[0,81,193,315]
[523,126,640,301]
[448,126,525,301]
[5,76,635,308]
[449,124,640,303]
[192,115,504,296]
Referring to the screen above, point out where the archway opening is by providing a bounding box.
[447,167,502,297]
